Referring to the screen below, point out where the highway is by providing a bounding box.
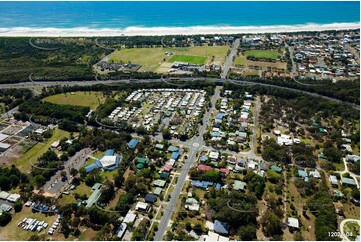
[0,77,358,110]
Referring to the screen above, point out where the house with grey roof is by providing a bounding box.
[341,177,357,186]
[233,180,247,191]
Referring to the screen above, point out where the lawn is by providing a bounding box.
[12,128,70,172]
[108,45,229,71]
[243,50,281,60]
[58,182,92,205]
[42,91,106,110]
[99,169,118,182]
[168,55,207,65]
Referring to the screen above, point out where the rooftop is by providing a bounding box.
[288,217,299,228]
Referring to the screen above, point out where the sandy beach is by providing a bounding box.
[0,22,359,37]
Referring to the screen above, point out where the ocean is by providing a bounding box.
[0,1,359,36]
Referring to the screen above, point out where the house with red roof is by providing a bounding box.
[219,168,230,176]
[198,164,212,171]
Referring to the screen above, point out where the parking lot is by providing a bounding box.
[44,148,93,195]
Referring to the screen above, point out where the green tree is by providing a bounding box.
[0,212,12,226]
[261,211,282,236]
[13,201,23,213]
[238,224,257,240]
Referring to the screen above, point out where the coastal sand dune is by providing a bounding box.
[0,22,359,37]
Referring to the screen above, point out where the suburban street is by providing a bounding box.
[154,86,222,240]
[221,38,240,79]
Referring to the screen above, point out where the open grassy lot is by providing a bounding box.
[234,56,286,70]
[109,48,167,71]
[12,128,70,172]
[168,55,207,65]
[42,91,106,110]
[108,45,229,71]
[234,56,247,66]
[243,50,281,60]
[247,59,287,70]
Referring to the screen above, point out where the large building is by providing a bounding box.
[85,149,122,173]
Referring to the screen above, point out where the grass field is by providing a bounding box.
[58,182,92,205]
[168,55,207,65]
[243,50,281,60]
[108,45,229,72]
[42,91,106,110]
[233,52,287,73]
[0,207,57,241]
[12,128,70,172]
[234,56,247,66]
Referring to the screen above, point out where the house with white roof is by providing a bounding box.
[288,217,299,229]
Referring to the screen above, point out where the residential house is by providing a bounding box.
[168,146,179,152]
[155,144,164,150]
[153,179,166,187]
[298,170,308,179]
[185,198,200,211]
[135,202,150,213]
[248,160,258,170]
[144,194,157,204]
[153,187,162,196]
[233,180,246,191]
[116,223,127,239]
[260,162,269,171]
[220,168,230,176]
[192,180,214,189]
[123,211,137,224]
[341,177,357,187]
[214,220,229,235]
[329,175,338,186]
[209,151,219,161]
[288,217,299,229]
[309,170,321,179]
[271,165,282,173]
[128,139,139,149]
[198,164,212,171]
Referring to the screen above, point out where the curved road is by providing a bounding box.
[29,38,61,51]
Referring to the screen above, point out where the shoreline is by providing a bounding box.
[0,23,359,37]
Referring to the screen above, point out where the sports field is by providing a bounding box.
[108,45,229,71]
[243,50,281,60]
[42,91,106,110]
[168,55,207,65]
